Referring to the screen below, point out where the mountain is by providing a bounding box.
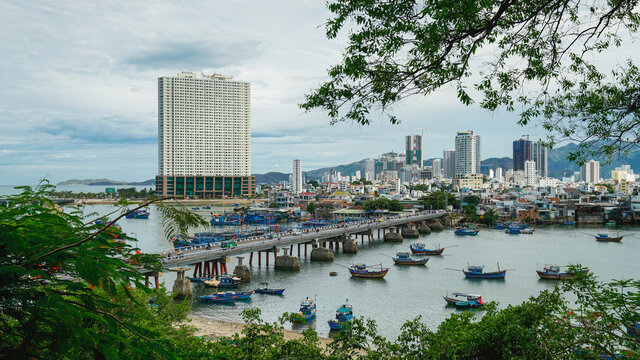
[253,172,289,184]
[481,157,513,170]
[546,142,640,178]
[304,159,368,181]
[57,178,155,186]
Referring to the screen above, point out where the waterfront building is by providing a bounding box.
[443,149,455,178]
[454,131,481,175]
[405,134,422,167]
[292,159,302,195]
[432,159,442,178]
[513,138,548,177]
[581,159,600,184]
[524,160,537,187]
[156,71,254,198]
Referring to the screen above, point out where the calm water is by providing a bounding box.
[40,205,640,338]
[0,184,154,196]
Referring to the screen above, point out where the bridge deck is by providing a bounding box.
[161,211,446,268]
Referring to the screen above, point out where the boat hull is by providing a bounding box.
[255,288,285,295]
[200,295,235,303]
[410,248,444,255]
[235,291,253,300]
[463,270,507,279]
[455,231,479,236]
[596,236,623,242]
[349,268,389,278]
[443,296,483,308]
[393,258,429,265]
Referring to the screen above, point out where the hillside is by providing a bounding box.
[58,178,155,186]
[481,157,513,171]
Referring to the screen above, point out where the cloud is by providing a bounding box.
[124,40,261,70]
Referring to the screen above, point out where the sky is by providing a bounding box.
[0,0,550,185]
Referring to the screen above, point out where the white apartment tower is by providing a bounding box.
[292,159,302,195]
[432,159,442,178]
[454,131,481,175]
[524,160,537,187]
[158,72,251,176]
[581,159,600,184]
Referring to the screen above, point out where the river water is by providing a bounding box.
[35,204,640,338]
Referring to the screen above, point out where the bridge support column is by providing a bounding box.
[193,262,202,278]
[297,243,301,257]
[335,241,339,252]
[258,251,262,266]
[249,252,254,265]
[305,244,308,257]
[266,251,270,267]
[154,276,159,288]
[290,244,293,254]
[273,249,278,260]
[221,258,228,274]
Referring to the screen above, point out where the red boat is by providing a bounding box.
[349,264,389,278]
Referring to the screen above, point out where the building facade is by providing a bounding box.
[405,134,422,167]
[454,131,481,175]
[513,138,548,177]
[580,159,600,184]
[292,159,302,195]
[443,149,456,179]
[524,160,537,187]
[156,71,254,197]
[432,159,442,178]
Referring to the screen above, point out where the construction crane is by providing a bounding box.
[412,128,428,168]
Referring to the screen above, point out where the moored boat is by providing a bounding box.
[217,274,241,288]
[443,292,485,308]
[393,252,429,265]
[204,278,221,287]
[295,297,317,322]
[254,282,285,295]
[409,243,444,255]
[348,264,389,278]
[505,227,521,234]
[595,232,623,242]
[536,265,589,280]
[234,291,253,300]
[200,293,235,303]
[493,224,508,230]
[520,227,535,234]
[462,265,507,279]
[125,209,150,219]
[328,301,353,330]
[454,226,479,236]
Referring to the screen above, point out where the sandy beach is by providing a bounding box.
[187,316,332,345]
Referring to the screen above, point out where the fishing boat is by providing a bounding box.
[188,276,209,283]
[595,232,623,242]
[254,282,285,295]
[493,224,508,230]
[191,207,200,210]
[520,227,535,234]
[295,298,317,322]
[328,301,353,330]
[200,293,235,303]
[536,265,589,280]
[234,291,253,300]
[203,278,221,288]
[125,209,150,219]
[563,221,576,225]
[348,264,389,278]
[443,292,485,308]
[217,274,241,288]
[393,252,429,265]
[505,227,521,234]
[454,226,479,236]
[462,265,507,279]
[409,243,445,255]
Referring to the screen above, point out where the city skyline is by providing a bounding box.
[0,0,612,185]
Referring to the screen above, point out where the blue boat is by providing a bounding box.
[200,292,235,303]
[454,226,479,236]
[203,205,212,210]
[295,298,317,322]
[188,276,209,283]
[409,243,444,255]
[254,282,285,295]
[505,227,521,234]
[462,265,507,279]
[563,221,575,225]
[328,301,353,330]
[217,274,241,288]
[443,292,485,308]
[125,209,149,219]
[493,224,508,230]
[234,291,253,300]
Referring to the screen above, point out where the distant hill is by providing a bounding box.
[482,157,513,171]
[304,159,368,181]
[57,178,155,186]
[253,172,289,184]
[546,142,640,178]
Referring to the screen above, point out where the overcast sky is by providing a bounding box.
[0,0,544,185]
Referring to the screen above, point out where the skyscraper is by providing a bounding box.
[432,159,442,178]
[454,131,481,175]
[292,159,302,195]
[524,160,537,187]
[513,138,548,177]
[443,149,456,178]
[581,159,600,184]
[156,71,254,198]
[364,158,375,180]
[405,134,422,167]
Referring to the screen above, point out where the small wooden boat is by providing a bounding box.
[520,227,535,234]
[203,278,221,288]
[409,243,444,255]
[454,226,479,236]
[234,291,253,300]
[349,264,389,278]
[595,232,623,242]
[328,301,353,330]
[200,293,235,303]
[393,252,429,265]
[536,265,589,280]
[563,221,575,225]
[443,292,485,308]
[188,276,209,283]
[295,298,317,322]
[254,282,285,295]
[462,265,507,279]
[217,274,241,288]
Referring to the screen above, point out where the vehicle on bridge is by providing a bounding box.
[220,241,237,249]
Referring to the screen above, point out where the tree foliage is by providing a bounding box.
[363,198,403,211]
[419,191,457,210]
[301,0,640,163]
[306,202,317,215]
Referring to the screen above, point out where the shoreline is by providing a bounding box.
[187,316,332,345]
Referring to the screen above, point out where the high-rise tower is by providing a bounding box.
[454,131,481,175]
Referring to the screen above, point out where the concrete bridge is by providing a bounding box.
[159,210,447,271]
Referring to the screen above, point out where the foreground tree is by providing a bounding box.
[302,0,640,163]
